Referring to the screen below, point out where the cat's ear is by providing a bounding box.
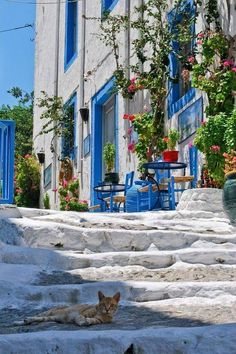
[113,292,121,303]
[98,291,105,302]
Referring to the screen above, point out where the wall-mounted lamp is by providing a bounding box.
[37,150,45,164]
[79,107,89,123]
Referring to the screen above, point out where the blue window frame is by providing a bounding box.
[65,0,78,70]
[0,120,15,204]
[61,93,77,160]
[168,0,196,118]
[102,0,119,13]
[91,77,119,205]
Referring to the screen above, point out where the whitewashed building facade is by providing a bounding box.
[33,0,235,209]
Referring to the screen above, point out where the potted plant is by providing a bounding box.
[162,129,180,162]
[103,142,119,183]
[222,150,236,224]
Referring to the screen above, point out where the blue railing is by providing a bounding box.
[0,120,15,204]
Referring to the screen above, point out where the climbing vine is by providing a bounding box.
[98,0,201,163]
[37,92,74,157]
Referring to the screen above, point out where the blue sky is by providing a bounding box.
[0,0,35,106]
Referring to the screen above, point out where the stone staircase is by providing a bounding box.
[0,189,236,353]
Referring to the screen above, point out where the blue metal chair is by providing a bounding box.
[108,171,134,211]
[157,146,198,210]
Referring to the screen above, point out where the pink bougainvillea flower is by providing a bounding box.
[196,40,203,45]
[146,148,152,158]
[24,154,31,159]
[52,188,58,192]
[127,127,133,135]
[210,145,220,153]
[62,179,68,188]
[187,56,195,64]
[129,114,135,122]
[127,84,136,93]
[163,137,169,143]
[201,121,206,126]
[65,205,70,211]
[72,176,78,180]
[231,67,236,73]
[197,32,204,38]
[65,195,71,202]
[80,200,88,204]
[130,77,136,84]
[128,142,136,153]
[188,142,193,148]
[123,114,129,120]
[223,59,234,67]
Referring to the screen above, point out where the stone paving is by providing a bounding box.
[0,189,236,353]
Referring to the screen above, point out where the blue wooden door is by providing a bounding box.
[0,120,15,204]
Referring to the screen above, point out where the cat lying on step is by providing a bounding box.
[14,291,120,327]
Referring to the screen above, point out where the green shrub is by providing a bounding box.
[15,155,40,207]
[43,193,50,209]
[194,109,236,187]
[58,178,88,212]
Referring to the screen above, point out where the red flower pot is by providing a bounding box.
[162,150,179,162]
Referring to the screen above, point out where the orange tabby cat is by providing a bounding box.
[14,291,120,326]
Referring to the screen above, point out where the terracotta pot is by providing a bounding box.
[162,150,179,162]
[223,170,236,225]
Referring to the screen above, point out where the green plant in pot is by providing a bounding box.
[103,142,119,184]
[162,129,180,162]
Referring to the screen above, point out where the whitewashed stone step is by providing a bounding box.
[1,217,236,252]
[1,262,236,289]
[1,280,236,309]
[0,323,235,354]
[1,245,236,270]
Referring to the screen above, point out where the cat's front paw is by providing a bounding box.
[75,317,88,326]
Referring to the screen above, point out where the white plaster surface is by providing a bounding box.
[0,204,22,219]
[1,324,236,354]
[0,190,236,352]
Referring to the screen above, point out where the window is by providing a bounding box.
[61,94,77,160]
[102,96,116,178]
[65,0,78,69]
[168,0,195,117]
[102,0,119,13]
[91,77,118,205]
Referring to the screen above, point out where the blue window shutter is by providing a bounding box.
[102,0,119,12]
[167,0,196,118]
[65,0,78,69]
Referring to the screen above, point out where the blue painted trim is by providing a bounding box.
[115,93,119,173]
[169,88,196,117]
[61,93,77,160]
[91,77,118,205]
[0,120,15,204]
[102,0,119,13]
[168,0,196,118]
[64,0,78,71]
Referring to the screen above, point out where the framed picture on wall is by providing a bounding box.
[44,164,52,188]
[178,97,203,143]
[83,134,90,157]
